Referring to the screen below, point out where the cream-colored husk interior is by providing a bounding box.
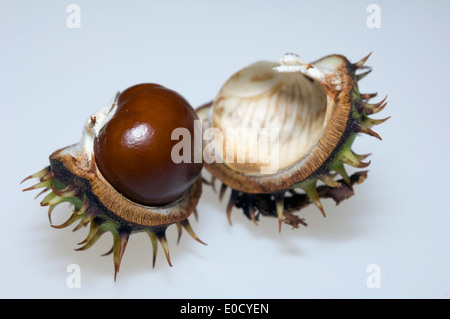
[211,61,328,175]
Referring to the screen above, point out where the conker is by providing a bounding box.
[23,82,205,280]
[94,83,202,206]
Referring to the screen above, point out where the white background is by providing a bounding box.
[1,0,449,298]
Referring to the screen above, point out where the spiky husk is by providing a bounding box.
[202,53,388,231]
[22,159,205,280]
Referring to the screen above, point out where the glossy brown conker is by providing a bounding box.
[94,83,202,206]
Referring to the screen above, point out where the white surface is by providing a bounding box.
[1,0,449,298]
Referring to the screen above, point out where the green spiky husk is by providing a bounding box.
[22,158,204,280]
[203,54,388,231]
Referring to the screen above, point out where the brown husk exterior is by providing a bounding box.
[49,146,202,227]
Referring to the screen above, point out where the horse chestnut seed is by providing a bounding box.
[23,83,205,279]
[94,83,202,206]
